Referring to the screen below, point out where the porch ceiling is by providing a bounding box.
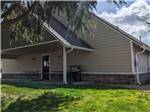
[1,41,62,59]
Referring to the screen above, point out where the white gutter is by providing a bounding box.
[66,48,74,54]
[135,46,146,85]
[71,45,94,52]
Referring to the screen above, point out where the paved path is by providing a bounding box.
[74,82,150,91]
[117,84,150,91]
[2,79,150,91]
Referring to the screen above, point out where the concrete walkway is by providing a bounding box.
[112,84,150,91]
[2,79,150,91]
[1,79,63,85]
[74,82,150,91]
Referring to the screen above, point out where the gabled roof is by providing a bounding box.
[2,15,94,52]
[93,13,150,51]
[51,17,93,49]
[43,16,94,51]
[3,12,149,53]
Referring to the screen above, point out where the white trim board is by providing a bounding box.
[3,71,149,75]
[82,72,134,75]
[43,22,71,47]
[2,40,59,52]
[139,72,150,74]
[71,45,94,52]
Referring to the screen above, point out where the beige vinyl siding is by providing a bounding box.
[51,50,63,72]
[138,53,149,72]
[2,50,63,73]
[133,44,149,73]
[2,59,18,73]
[68,18,132,73]
[2,13,133,74]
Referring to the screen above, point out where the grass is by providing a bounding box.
[1,81,150,112]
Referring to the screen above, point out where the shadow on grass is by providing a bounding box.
[2,92,79,112]
[2,80,127,90]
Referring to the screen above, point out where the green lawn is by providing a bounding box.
[1,81,150,112]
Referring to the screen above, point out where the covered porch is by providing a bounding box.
[1,41,77,84]
[2,40,63,82]
[1,16,93,84]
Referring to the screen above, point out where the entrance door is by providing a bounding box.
[42,55,50,80]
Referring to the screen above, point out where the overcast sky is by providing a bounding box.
[95,0,150,46]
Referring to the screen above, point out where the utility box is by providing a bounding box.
[68,65,81,84]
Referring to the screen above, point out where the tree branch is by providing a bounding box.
[1,1,37,26]
[1,3,18,18]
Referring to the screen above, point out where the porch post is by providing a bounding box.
[63,47,68,84]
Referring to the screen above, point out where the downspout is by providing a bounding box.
[135,46,146,85]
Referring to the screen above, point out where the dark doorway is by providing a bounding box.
[42,55,50,80]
